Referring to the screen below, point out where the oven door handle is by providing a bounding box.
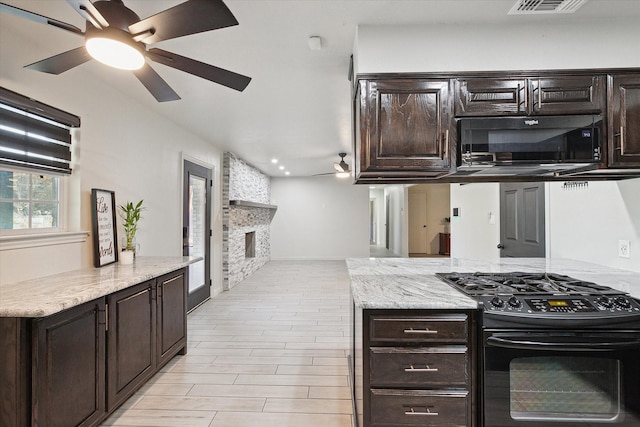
[486,335,640,351]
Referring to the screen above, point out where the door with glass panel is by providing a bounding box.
[182,160,211,311]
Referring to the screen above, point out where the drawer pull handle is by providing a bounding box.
[405,364,438,373]
[405,407,438,416]
[404,328,438,335]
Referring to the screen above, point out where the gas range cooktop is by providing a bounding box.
[436,272,640,319]
[435,272,620,297]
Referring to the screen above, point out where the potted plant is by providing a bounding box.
[118,200,143,264]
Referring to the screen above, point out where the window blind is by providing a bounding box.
[0,87,80,174]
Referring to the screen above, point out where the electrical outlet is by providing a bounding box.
[618,240,630,258]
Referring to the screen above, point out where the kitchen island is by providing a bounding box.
[0,256,199,427]
[347,257,640,427]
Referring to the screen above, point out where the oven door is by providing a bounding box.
[483,330,640,427]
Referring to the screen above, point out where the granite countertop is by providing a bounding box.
[346,257,640,310]
[0,256,200,318]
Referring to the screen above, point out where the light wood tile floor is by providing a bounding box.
[101,260,354,427]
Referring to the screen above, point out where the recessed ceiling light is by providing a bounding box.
[285,171,290,175]
[279,166,285,170]
[308,36,322,51]
[271,158,278,164]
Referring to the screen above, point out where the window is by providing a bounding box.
[0,87,79,238]
[0,168,60,231]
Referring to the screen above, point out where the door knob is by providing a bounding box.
[497,244,505,249]
[423,225,427,228]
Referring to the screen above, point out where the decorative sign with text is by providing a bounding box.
[91,189,118,267]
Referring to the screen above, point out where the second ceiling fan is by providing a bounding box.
[0,0,252,102]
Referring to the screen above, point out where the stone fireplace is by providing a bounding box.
[222,153,276,290]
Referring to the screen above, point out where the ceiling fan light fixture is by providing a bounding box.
[336,171,351,178]
[85,30,144,70]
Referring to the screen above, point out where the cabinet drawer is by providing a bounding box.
[370,346,468,387]
[370,314,468,343]
[370,389,468,427]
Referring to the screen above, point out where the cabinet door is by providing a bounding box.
[530,75,605,115]
[157,269,187,367]
[32,299,105,427]
[609,74,640,167]
[455,78,526,116]
[358,79,452,177]
[107,281,156,410]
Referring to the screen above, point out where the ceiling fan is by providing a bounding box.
[314,153,352,178]
[0,0,251,102]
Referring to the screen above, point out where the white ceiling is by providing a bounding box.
[1,0,639,177]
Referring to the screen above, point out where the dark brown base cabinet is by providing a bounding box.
[0,268,187,427]
[351,307,477,427]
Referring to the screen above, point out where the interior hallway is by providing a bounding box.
[102,260,353,427]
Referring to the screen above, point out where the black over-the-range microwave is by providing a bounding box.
[457,114,603,175]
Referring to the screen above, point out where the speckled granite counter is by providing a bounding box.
[346,257,640,309]
[0,256,200,317]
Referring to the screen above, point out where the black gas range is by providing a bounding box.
[436,271,640,328]
[437,271,640,427]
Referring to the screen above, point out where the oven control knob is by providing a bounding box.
[490,296,505,308]
[614,296,631,309]
[597,296,613,308]
[507,296,522,308]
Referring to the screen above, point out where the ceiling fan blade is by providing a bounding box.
[133,63,181,102]
[146,48,251,92]
[129,0,239,44]
[333,162,345,173]
[0,2,83,35]
[65,0,109,29]
[25,46,92,74]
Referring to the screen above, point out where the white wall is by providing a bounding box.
[548,179,640,272]
[449,180,640,273]
[369,188,386,246]
[270,177,369,260]
[0,28,225,293]
[384,185,409,257]
[450,183,501,262]
[355,21,640,74]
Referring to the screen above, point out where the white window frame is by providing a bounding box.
[0,165,66,235]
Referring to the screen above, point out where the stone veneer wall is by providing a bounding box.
[222,153,274,290]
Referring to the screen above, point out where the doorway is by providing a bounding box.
[499,182,545,257]
[182,160,212,311]
[408,184,451,257]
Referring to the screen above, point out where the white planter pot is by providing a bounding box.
[120,250,134,265]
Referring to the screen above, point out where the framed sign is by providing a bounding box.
[91,189,118,267]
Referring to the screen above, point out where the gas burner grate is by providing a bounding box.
[437,272,619,297]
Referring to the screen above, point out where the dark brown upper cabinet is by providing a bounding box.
[355,78,453,182]
[455,75,605,117]
[455,78,526,116]
[608,74,640,167]
[530,75,605,115]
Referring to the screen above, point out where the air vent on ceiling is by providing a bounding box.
[508,0,589,14]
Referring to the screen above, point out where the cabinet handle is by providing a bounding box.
[405,364,438,373]
[619,125,624,154]
[538,84,542,110]
[104,303,109,332]
[443,129,449,158]
[405,407,438,416]
[404,328,438,335]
